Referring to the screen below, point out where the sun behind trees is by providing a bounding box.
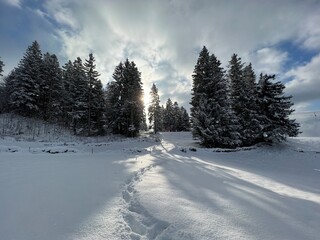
[191,46,300,148]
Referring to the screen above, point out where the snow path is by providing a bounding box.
[118,160,170,239]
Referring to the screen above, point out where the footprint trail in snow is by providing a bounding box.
[117,163,170,240]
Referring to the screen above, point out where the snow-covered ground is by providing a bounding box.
[0,132,319,240]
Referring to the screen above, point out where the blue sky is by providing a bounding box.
[1,0,320,112]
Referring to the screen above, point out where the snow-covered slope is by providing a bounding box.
[0,132,319,239]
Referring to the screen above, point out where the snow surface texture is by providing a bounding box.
[0,132,319,239]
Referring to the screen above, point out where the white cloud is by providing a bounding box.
[40,0,320,109]
[286,53,320,105]
[249,47,288,75]
[2,0,22,8]
[298,9,320,50]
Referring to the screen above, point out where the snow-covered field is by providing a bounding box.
[0,132,319,240]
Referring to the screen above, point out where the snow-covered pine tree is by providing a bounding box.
[228,54,246,143]
[70,57,88,135]
[40,53,63,122]
[1,69,18,113]
[159,105,165,131]
[148,83,162,133]
[0,57,4,77]
[108,59,144,137]
[9,41,43,117]
[163,98,174,131]
[228,55,265,146]
[179,106,190,131]
[239,63,263,145]
[61,60,75,127]
[105,80,121,133]
[84,53,105,135]
[241,63,263,145]
[257,74,300,142]
[0,58,5,112]
[190,46,211,124]
[192,53,241,148]
[0,83,4,113]
[172,101,181,132]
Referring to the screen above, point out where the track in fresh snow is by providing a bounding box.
[117,161,170,240]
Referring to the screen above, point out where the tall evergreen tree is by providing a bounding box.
[178,106,190,131]
[105,80,121,133]
[61,60,75,127]
[0,57,4,77]
[159,105,165,131]
[192,52,241,148]
[9,41,43,117]
[0,58,6,112]
[228,54,244,116]
[107,59,144,137]
[190,46,211,123]
[240,63,264,145]
[172,101,181,131]
[40,53,63,121]
[257,74,300,142]
[148,83,162,133]
[1,70,17,113]
[163,98,174,131]
[84,53,105,135]
[69,57,88,134]
[228,55,265,146]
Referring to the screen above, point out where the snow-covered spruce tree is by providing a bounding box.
[159,105,165,131]
[148,83,162,133]
[39,53,63,122]
[0,58,5,112]
[257,74,300,142]
[228,55,264,146]
[107,59,144,137]
[241,63,264,144]
[190,46,211,123]
[178,106,190,131]
[0,83,4,113]
[105,80,121,133]
[84,53,105,135]
[9,41,43,117]
[163,98,174,131]
[192,52,241,148]
[1,69,18,113]
[61,60,75,127]
[67,57,88,135]
[172,101,181,131]
[0,57,4,77]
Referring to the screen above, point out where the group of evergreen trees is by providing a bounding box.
[0,41,300,146]
[191,46,300,148]
[0,41,145,136]
[148,84,190,133]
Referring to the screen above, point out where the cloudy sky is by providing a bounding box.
[0,0,320,112]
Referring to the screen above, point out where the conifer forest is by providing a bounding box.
[0,42,299,147]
